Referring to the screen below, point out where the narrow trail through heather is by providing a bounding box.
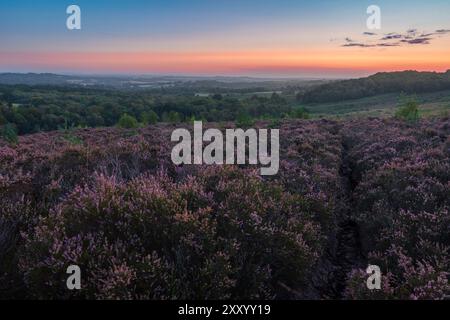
[329,137,367,299]
[307,136,367,299]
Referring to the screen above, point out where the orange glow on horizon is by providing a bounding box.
[1,49,449,76]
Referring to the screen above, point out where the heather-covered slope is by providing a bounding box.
[0,118,449,299]
[341,118,450,299]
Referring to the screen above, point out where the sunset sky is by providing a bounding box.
[1,0,450,78]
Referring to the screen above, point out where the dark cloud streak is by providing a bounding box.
[401,37,431,45]
[341,28,450,48]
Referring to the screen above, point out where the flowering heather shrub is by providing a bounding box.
[1,118,448,299]
[277,120,343,234]
[349,242,450,300]
[343,118,450,299]
[0,127,175,297]
[18,167,323,299]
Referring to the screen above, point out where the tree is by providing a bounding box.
[140,110,158,125]
[117,113,139,129]
[1,123,18,144]
[167,111,181,123]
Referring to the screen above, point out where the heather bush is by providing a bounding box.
[0,119,354,299]
[19,167,323,299]
[1,118,448,300]
[345,247,448,300]
[342,118,450,299]
[277,120,343,234]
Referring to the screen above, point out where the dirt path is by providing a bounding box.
[330,139,366,298]
[306,138,366,299]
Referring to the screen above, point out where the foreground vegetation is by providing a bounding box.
[0,117,448,299]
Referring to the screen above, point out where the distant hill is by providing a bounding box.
[0,73,123,88]
[0,73,75,85]
[298,70,450,103]
[0,73,324,91]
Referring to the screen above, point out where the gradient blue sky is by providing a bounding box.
[1,0,450,77]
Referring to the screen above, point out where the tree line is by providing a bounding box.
[0,85,307,135]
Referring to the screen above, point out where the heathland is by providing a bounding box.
[0,71,449,299]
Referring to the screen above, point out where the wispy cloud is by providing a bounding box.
[342,43,374,48]
[381,33,403,40]
[376,43,400,47]
[401,37,431,45]
[341,28,450,48]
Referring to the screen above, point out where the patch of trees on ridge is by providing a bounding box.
[297,70,450,103]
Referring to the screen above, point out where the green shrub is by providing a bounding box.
[185,115,197,123]
[268,118,281,129]
[1,123,18,144]
[438,108,449,119]
[236,112,255,128]
[395,98,419,121]
[291,107,310,119]
[117,114,139,129]
[62,132,84,146]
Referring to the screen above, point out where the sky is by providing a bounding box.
[1,0,450,78]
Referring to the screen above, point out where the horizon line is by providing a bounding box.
[1,69,449,81]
